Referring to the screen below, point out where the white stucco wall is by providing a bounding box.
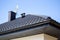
[11,34,57,40]
[44,34,57,40]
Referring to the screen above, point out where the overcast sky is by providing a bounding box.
[0,0,60,24]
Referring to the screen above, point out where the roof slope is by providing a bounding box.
[0,14,60,35]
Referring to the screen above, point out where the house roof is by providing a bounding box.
[0,14,60,35]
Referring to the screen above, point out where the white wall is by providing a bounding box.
[44,34,57,40]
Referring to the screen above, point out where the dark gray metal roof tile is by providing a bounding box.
[0,14,49,34]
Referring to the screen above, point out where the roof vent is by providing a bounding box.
[21,13,25,18]
[8,11,16,21]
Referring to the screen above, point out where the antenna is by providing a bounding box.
[14,4,19,13]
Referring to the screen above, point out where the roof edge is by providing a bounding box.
[49,19,60,29]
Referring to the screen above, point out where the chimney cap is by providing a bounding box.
[8,11,16,13]
[21,13,26,18]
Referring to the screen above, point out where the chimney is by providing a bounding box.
[8,11,16,21]
[21,13,25,18]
